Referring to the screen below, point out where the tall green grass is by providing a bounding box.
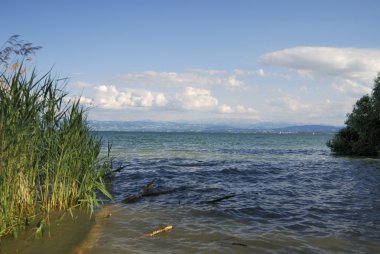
[0,66,112,239]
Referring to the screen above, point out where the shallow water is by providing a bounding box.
[1,210,95,254]
[2,132,380,253]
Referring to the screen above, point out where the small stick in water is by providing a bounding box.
[144,225,173,237]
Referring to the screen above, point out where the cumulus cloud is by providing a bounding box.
[93,85,168,109]
[218,104,257,115]
[218,104,234,113]
[260,47,380,83]
[155,93,168,106]
[176,87,218,110]
[175,86,258,115]
[235,105,258,114]
[226,75,244,89]
[71,78,261,122]
[74,80,257,115]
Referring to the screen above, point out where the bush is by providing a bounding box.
[0,66,112,238]
[327,74,380,156]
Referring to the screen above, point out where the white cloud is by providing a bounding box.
[265,92,358,124]
[73,81,259,119]
[155,93,168,106]
[218,104,234,113]
[233,69,248,75]
[235,105,257,114]
[189,68,227,75]
[65,95,94,106]
[122,71,223,87]
[268,95,312,112]
[260,47,380,83]
[218,104,258,115]
[332,79,371,95]
[78,96,95,106]
[121,70,246,90]
[176,86,218,110]
[95,85,133,109]
[256,68,265,77]
[139,91,154,107]
[92,85,168,109]
[226,75,244,89]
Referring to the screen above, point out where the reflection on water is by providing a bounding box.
[2,132,380,253]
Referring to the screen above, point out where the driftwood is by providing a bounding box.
[204,194,236,204]
[208,236,249,248]
[122,180,153,203]
[123,182,234,205]
[104,164,128,178]
[122,193,143,203]
[122,181,187,204]
[110,164,128,174]
[231,242,248,247]
[142,190,174,197]
[143,225,173,237]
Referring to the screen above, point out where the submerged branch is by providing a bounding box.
[122,181,188,204]
[204,194,236,204]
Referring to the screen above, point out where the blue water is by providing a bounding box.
[90,132,380,253]
[5,132,379,253]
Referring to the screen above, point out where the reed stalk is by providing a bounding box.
[0,65,112,239]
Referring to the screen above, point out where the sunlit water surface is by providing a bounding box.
[2,132,380,253]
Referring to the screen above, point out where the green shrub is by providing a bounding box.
[327,74,380,156]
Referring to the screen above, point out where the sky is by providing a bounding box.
[1,0,380,125]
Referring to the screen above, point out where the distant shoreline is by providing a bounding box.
[89,120,341,133]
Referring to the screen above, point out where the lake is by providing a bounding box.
[2,132,380,253]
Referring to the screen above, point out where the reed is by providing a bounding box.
[0,66,112,239]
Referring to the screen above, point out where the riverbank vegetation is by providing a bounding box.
[0,64,112,239]
[327,74,380,156]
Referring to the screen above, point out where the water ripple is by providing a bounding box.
[101,132,380,253]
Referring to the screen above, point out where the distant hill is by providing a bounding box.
[89,120,224,132]
[89,120,341,133]
[273,125,341,133]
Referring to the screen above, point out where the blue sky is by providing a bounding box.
[2,0,380,125]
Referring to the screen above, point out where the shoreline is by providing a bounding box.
[72,205,114,254]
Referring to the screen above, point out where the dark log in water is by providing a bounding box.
[122,181,188,203]
[122,193,143,203]
[123,181,234,204]
[142,189,174,197]
[110,164,128,174]
[204,194,236,204]
[122,180,154,203]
